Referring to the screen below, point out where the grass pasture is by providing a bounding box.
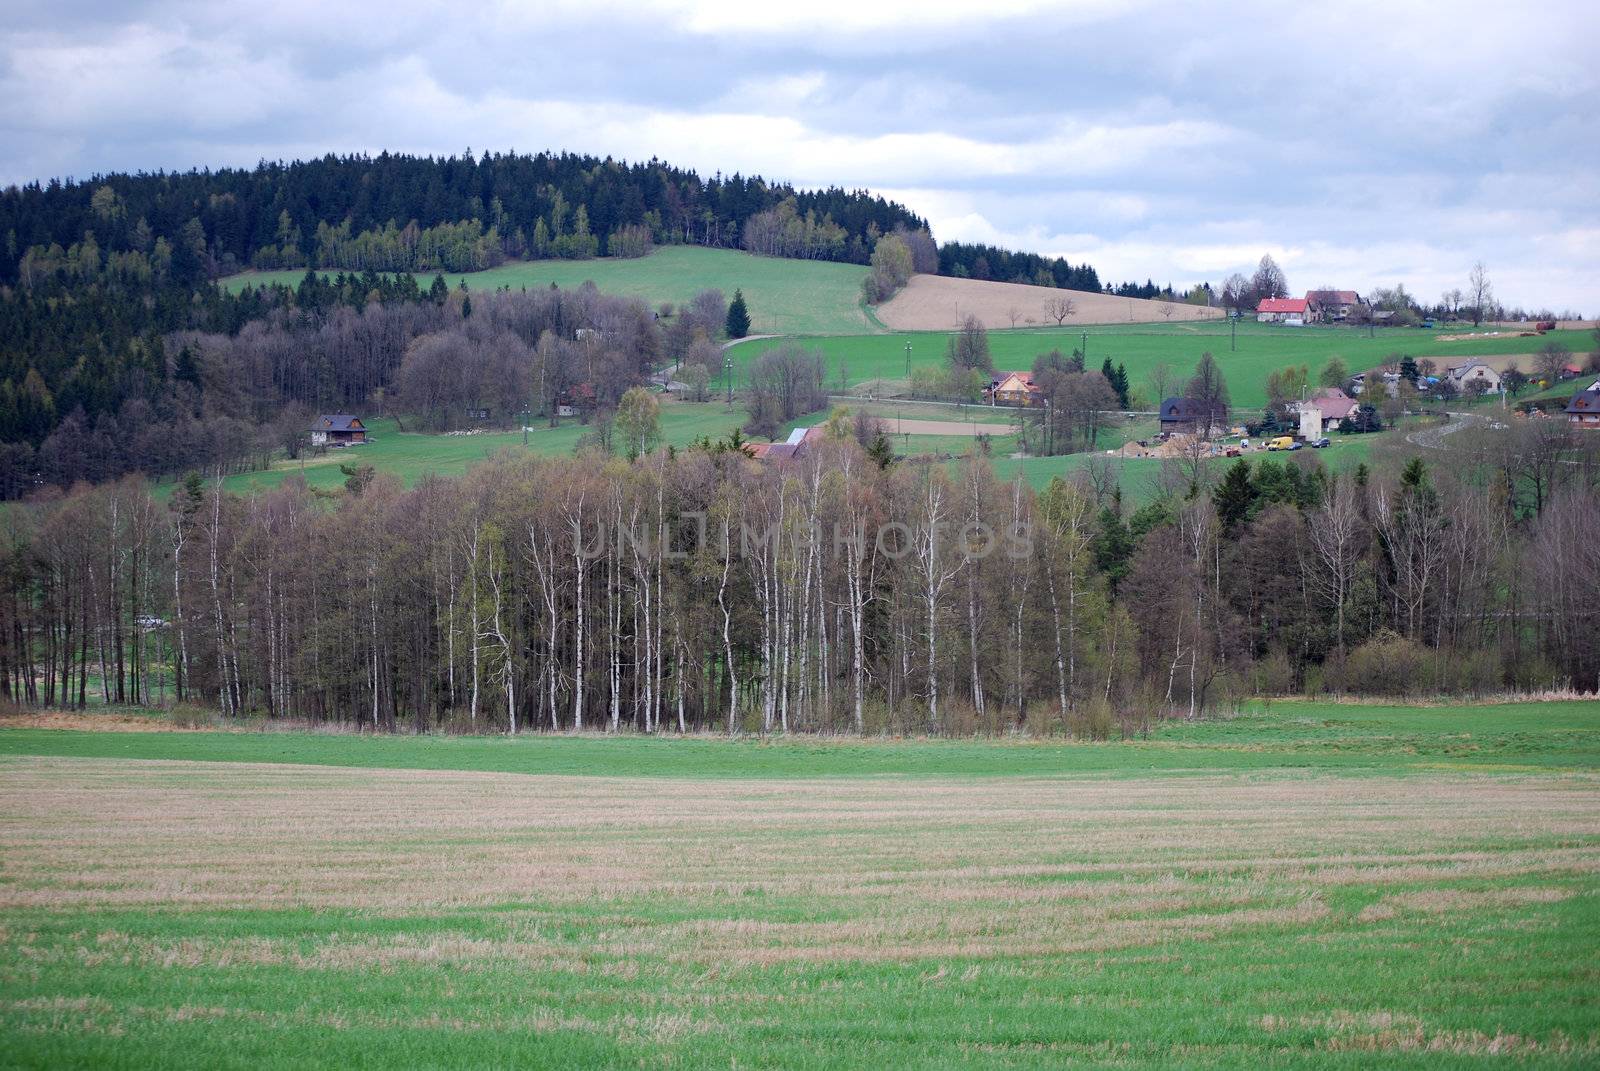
[726,323,1596,410]
[190,404,752,499]
[2,700,1598,1068]
[223,247,874,336]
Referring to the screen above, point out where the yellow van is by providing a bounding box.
[1266,436,1295,451]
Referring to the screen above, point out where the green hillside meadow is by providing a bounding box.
[724,322,1592,410]
[224,246,875,336]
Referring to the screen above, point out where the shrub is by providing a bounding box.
[1345,630,1429,696]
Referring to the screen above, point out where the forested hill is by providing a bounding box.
[0,151,931,285]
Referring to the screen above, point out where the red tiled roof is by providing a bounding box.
[1257,297,1308,314]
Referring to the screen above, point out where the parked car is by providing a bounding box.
[1225,447,1241,458]
[1311,437,1330,448]
[1289,440,1305,450]
[1266,436,1295,451]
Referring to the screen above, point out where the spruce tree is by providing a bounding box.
[726,289,751,338]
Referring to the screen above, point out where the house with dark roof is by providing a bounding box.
[1305,289,1361,322]
[1566,384,1600,430]
[310,414,367,447]
[1159,397,1213,433]
[1446,361,1502,394]
[1256,297,1308,325]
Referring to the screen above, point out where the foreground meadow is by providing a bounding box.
[2,702,1597,1068]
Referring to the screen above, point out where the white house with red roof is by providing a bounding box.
[1256,297,1308,325]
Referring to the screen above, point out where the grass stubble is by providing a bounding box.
[2,750,1598,1068]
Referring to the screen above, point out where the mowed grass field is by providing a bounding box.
[726,323,1595,410]
[223,247,874,336]
[189,404,752,499]
[2,699,1598,1068]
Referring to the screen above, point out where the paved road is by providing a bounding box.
[1406,410,1482,450]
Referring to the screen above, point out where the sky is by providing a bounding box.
[2,0,1596,313]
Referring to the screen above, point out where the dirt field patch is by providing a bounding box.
[877,274,1225,331]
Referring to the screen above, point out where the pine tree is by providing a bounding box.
[726,289,751,338]
[867,433,895,470]
[430,274,449,305]
[1212,459,1256,533]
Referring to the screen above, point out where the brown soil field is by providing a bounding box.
[877,274,1226,331]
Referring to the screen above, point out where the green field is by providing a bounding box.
[223,247,874,336]
[2,700,1597,1068]
[726,323,1595,410]
[193,404,752,498]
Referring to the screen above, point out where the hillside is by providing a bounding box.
[877,273,1225,331]
[727,322,1596,410]
[224,247,875,336]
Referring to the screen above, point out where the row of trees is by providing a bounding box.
[3,425,1595,732]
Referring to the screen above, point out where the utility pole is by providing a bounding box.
[905,340,912,379]
[724,350,734,407]
[1230,312,1237,352]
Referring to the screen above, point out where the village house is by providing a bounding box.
[309,414,367,447]
[1293,387,1360,434]
[985,371,1042,407]
[1445,361,1503,394]
[1305,289,1361,323]
[1566,382,1600,430]
[1159,397,1212,434]
[1255,297,1308,325]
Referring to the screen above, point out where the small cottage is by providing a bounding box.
[310,415,367,447]
[1256,297,1308,325]
[1566,385,1600,430]
[986,371,1042,407]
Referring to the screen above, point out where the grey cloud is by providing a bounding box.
[0,0,1595,309]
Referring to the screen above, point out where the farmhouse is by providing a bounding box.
[1305,289,1361,323]
[1256,297,1308,325]
[1566,384,1600,429]
[1294,387,1360,433]
[309,414,367,447]
[1446,361,1503,394]
[986,371,1042,407]
[1159,397,1211,433]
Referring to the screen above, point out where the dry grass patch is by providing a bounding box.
[3,757,1597,965]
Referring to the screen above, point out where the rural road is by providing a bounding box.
[1406,411,1481,450]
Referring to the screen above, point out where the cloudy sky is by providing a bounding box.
[3,0,1596,311]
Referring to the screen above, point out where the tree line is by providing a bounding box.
[2,422,1595,732]
[0,267,680,494]
[1,151,930,286]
